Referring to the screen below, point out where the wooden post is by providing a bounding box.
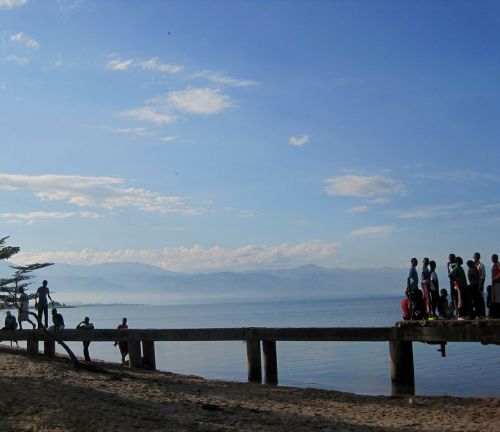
[246,337,262,383]
[26,336,39,356]
[142,340,156,370]
[44,339,56,358]
[262,339,278,385]
[128,340,142,369]
[389,341,415,395]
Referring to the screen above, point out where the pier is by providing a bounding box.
[1,319,499,395]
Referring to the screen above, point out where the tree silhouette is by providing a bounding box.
[0,236,81,367]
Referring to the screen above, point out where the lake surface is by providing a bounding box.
[9,297,500,397]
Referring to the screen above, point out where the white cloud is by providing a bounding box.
[6,54,28,64]
[14,240,341,272]
[140,57,183,74]
[0,173,206,215]
[0,0,27,9]
[370,197,391,205]
[395,204,463,219]
[346,206,369,214]
[105,58,133,71]
[10,32,40,49]
[158,136,177,143]
[0,211,99,224]
[104,56,182,74]
[191,70,258,87]
[166,88,232,115]
[118,107,177,125]
[289,135,310,147]
[324,174,406,198]
[348,225,396,238]
[112,127,153,137]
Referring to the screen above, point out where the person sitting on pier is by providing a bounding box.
[49,308,65,331]
[401,289,411,320]
[18,287,36,330]
[114,317,129,365]
[76,316,94,361]
[1,311,19,347]
[437,289,450,319]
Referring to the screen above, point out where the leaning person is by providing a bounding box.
[76,316,94,361]
[114,317,129,365]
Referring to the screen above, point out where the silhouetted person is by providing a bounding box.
[438,289,450,318]
[35,280,53,328]
[18,287,36,330]
[467,260,485,318]
[49,308,65,330]
[428,260,439,318]
[421,257,431,317]
[447,254,457,317]
[450,256,468,319]
[114,317,129,365]
[489,254,500,318]
[473,252,486,293]
[2,311,19,347]
[76,316,94,361]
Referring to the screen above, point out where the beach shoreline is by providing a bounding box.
[0,347,498,431]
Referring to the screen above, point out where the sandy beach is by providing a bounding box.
[0,348,496,432]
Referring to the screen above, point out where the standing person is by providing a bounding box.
[447,254,457,318]
[35,280,53,328]
[489,254,500,318]
[467,260,485,318]
[449,256,468,320]
[114,317,129,365]
[421,257,431,318]
[18,287,36,330]
[473,252,486,293]
[428,260,439,318]
[407,258,419,319]
[76,317,94,361]
[49,308,65,330]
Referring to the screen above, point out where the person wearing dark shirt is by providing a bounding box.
[76,317,94,361]
[449,256,468,319]
[447,254,457,318]
[49,308,65,330]
[35,280,53,328]
[467,260,485,318]
[2,311,17,330]
[114,317,129,365]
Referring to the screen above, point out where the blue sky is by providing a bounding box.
[1,0,499,272]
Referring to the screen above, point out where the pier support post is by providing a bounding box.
[142,341,156,370]
[262,340,278,385]
[246,337,262,383]
[128,340,142,369]
[389,340,415,395]
[43,339,55,358]
[26,336,39,356]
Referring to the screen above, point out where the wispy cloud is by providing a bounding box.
[325,174,406,198]
[0,173,207,215]
[10,32,40,49]
[6,54,29,64]
[14,240,341,271]
[165,88,232,115]
[105,56,183,74]
[191,70,259,87]
[289,135,310,147]
[0,0,27,9]
[158,136,177,143]
[111,127,154,137]
[348,225,396,238]
[395,204,463,219]
[0,211,99,224]
[118,107,177,125]
[346,206,369,214]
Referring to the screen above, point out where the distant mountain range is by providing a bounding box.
[0,261,405,305]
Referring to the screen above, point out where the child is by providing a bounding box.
[438,289,450,319]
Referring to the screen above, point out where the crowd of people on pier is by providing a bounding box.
[402,252,500,320]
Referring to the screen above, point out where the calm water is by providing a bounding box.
[8,297,500,397]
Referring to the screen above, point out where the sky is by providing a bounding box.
[1,0,499,273]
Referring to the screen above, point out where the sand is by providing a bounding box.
[0,348,498,432]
